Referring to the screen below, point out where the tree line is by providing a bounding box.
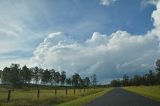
[110,59,160,87]
[0,64,97,89]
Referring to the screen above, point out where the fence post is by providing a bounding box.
[55,87,57,96]
[65,86,67,96]
[37,89,40,100]
[74,87,75,95]
[7,90,11,102]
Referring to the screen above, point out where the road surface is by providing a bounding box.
[86,88,160,106]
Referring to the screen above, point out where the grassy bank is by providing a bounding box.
[123,85,160,101]
[57,88,113,106]
[0,87,110,106]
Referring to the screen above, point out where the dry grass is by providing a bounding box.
[0,87,106,106]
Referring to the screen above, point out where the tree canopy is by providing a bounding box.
[0,64,93,89]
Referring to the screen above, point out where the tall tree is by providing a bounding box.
[42,69,51,84]
[54,71,60,96]
[122,74,129,86]
[31,66,40,85]
[72,73,80,95]
[132,75,142,86]
[72,73,80,87]
[10,64,22,87]
[2,64,22,88]
[2,67,10,84]
[156,59,160,84]
[66,77,72,86]
[84,77,90,87]
[50,69,55,86]
[91,74,97,89]
[0,70,2,83]
[65,77,72,96]
[54,71,60,85]
[79,77,84,88]
[60,71,66,86]
[110,80,121,87]
[146,70,155,85]
[20,65,32,84]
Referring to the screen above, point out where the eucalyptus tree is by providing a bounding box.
[60,71,66,86]
[64,77,71,96]
[50,69,55,86]
[79,77,84,87]
[146,70,156,85]
[156,59,160,84]
[91,74,97,89]
[54,71,60,86]
[84,77,90,87]
[72,73,80,87]
[31,66,41,85]
[10,64,22,87]
[54,71,60,96]
[2,67,10,84]
[2,64,22,88]
[0,70,2,83]
[79,77,84,92]
[42,69,51,85]
[122,74,129,86]
[66,77,72,86]
[21,65,32,84]
[72,73,81,95]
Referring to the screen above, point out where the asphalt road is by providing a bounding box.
[86,88,160,106]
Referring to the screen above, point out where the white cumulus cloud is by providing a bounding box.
[99,0,117,6]
[29,1,160,82]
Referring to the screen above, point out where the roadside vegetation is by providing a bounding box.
[109,59,160,101]
[110,59,160,87]
[123,86,160,101]
[0,87,109,106]
[57,87,113,106]
[0,63,104,106]
[0,64,97,90]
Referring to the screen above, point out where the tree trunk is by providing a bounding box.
[55,87,57,96]
[7,90,11,102]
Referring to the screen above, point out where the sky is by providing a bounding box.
[0,0,160,84]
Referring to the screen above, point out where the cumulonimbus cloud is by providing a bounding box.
[29,1,160,83]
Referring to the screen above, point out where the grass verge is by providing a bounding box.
[123,85,160,101]
[56,88,113,106]
[0,88,111,106]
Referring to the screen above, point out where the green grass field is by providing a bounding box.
[123,85,160,101]
[57,87,113,106]
[0,87,112,106]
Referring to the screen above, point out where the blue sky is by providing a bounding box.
[0,0,160,83]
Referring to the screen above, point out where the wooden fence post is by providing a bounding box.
[37,89,40,100]
[7,90,11,102]
[65,86,67,96]
[55,87,57,96]
[74,87,75,95]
